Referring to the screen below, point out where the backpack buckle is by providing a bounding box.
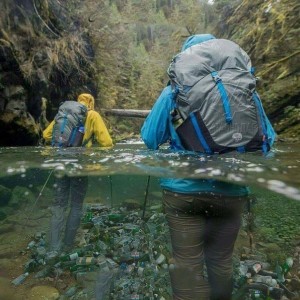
[211,71,222,83]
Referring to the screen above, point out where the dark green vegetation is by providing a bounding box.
[251,187,300,265]
[0,0,299,145]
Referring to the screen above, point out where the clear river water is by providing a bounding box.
[0,140,299,299]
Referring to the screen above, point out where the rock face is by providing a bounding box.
[216,0,300,140]
[0,0,96,146]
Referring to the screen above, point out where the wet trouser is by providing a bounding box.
[50,175,88,251]
[163,190,247,300]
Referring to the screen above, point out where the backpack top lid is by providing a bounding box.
[181,34,216,51]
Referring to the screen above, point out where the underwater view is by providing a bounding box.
[0,141,299,299]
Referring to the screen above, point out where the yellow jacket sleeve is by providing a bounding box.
[43,120,55,144]
[84,110,113,148]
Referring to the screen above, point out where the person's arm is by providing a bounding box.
[42,120,55,144]
[141,86,174,150]
[84,110,113,147]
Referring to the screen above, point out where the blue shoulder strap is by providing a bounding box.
[249,67,271,153]
[211,71,232,124]
[190,113,212,154]
[252,91,269,153]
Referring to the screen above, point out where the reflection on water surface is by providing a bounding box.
[1,141,299,200]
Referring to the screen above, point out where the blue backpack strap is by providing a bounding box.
[68,127,77,146]
[211,71,232,124]
[252,91,269,153]
[190,113,212,154]
[58,113,68,147]
[237,146,246,153]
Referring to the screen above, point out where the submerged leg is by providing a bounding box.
[163,190,210,300]
[49,176,70,252]
[204,196,246,300]
[64,176,88,248]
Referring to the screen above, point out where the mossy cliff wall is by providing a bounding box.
[0,0,95,146]
[216,0,300,140]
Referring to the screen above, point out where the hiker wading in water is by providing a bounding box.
[141,34,276,300]
[43,93,113,254]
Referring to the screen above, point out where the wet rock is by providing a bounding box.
[28,285,60,300]
[289,276,300,291]
[0,258,15,272]
[0,276,22,300]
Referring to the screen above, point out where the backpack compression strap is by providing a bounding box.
[211,71,232,124]
[190,113,212,154]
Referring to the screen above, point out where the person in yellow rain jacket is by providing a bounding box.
[43,93,113,148]
[43,93,113,255]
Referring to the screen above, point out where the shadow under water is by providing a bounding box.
[0,141,299,299]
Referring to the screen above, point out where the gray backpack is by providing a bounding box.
[167,38,270,154]
[52,101,87,147]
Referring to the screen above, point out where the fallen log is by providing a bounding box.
[101,109,150,118]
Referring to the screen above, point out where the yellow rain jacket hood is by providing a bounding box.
[77,93,95,110]
[43,94,113,148]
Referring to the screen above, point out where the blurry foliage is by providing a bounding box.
[74,0,210,138]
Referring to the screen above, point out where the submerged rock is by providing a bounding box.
[28,285,60,300]
[0,276,22,300]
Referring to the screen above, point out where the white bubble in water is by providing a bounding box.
[210,169,221,176]
[246,167,264,172]
[7,167,14,173]
[267,180,285,188]
[257,178,266,183]
[227,173,243,182]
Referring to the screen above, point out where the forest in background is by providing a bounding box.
[0,0,299,145]
[73,0,230,140]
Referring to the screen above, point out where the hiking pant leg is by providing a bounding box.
[64,176,88,247]
[203,196,246,300]
[50,176,70,251]
[163,190,210,300]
